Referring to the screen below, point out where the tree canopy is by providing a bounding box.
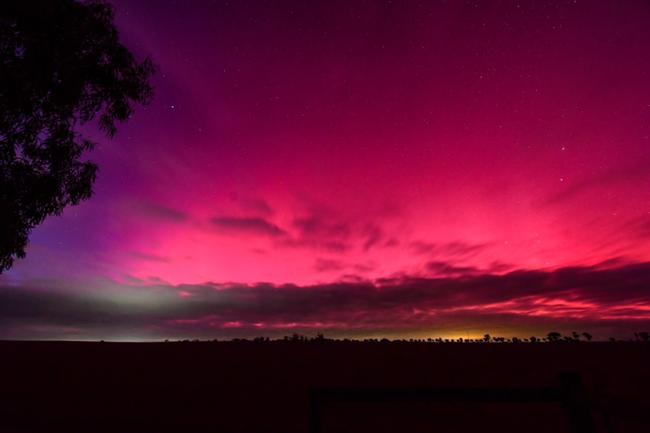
[0,0,154,272]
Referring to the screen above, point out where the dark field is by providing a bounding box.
[1,341,649,433]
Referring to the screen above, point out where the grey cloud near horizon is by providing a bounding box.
[2,262,650,340]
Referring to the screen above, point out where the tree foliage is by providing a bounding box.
[0,0,154,271]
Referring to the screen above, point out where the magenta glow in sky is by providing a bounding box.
[2,0,650,340]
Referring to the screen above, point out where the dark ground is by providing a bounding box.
[0,341,648,433]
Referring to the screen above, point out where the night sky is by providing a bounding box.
[2,0,650,340]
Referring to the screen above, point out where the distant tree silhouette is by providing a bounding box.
[638,332,650,342]
[290,333,306,342]
[572,331,580,341]
[547,332,562,342]
[0,0,154,271]
[149,334,625,345]
[483,334,491,343]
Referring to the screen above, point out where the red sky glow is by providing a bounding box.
[2,0,650,340]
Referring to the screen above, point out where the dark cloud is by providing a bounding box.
[0,288,147,329]
[486,261,515,273]
[292,216,351,240]
[426,261,479,276]
[384,238,400,247]
[273,215,354,252]
[278,238,350,252]
[425,260,513,277]
[136,202,189,223]
[230,195,274,216]
[131,252,171,263]
[314,258,346,272]
[353,263,375,273]
[211,216,286,237]
[3,262,650,339]
[410,241,487,258]
[361,224,383,251]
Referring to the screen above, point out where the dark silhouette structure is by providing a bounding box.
[310,373,596,433]
[1,339,649,433]
[0,0,153,271]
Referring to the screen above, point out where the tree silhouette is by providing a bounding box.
[0,0,154,271]
[547,331,562,342]
[582,332,592,342]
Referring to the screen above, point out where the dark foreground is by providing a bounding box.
[1,341,648,433]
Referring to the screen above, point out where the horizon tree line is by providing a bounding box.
[161,330,650,344]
